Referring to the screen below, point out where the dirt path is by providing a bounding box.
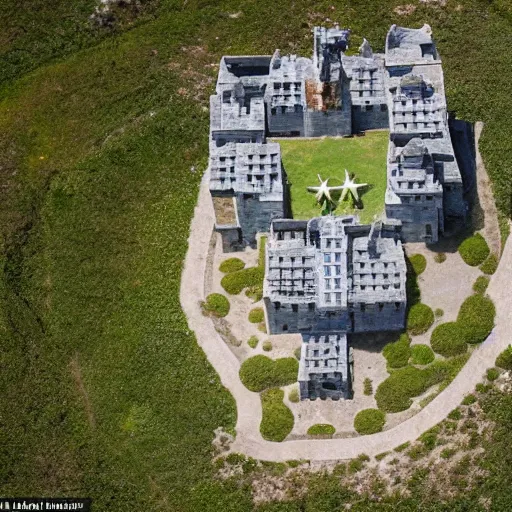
[180,171,512,461]
[474,121,501,255]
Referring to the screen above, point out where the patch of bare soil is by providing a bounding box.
[69,354,95,429]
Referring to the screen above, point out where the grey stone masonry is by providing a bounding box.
[384,24,466,242]
[298,333,352,400]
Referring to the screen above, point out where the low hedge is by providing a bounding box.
[221,266,264,295]
[307,424,336,436]
[239,355,298,392]
[410,344,435,365]
[202,293,230,317]
[262,340,272,352]
[354,409,386,435]
[247,336,259,349]
[480,253,498,275]
[473,276,490,295]
[496,345,512,370]
[260,389,294,442]
[288,387,299,403]
[248,307,264,323]
[407,303,434,335]
[458,234,490,266]
[486,367,500,381]
[406,259,421,306]
[430,322,467,358]
[457,294,495,344]
[383,333,411,369]
[375,366,443,413]
[409,254,427,275]
[219,257,245,273]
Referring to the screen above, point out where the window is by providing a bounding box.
[335,253,341,262]
[415,195,421,201]
[378,303,384,311]
[360,304,366,312]
[335,266,341,275]
[380,104,387,112]
[325,279,331,290]
[334,278,341,288]
[271,107,276,116]
[335,293,342,303]
[274,302,281,310]
[324,293,331,303]
[395,302,401,311]
[324,253,331,263]
[324,266,331,277]
[308,303,315,311]
[426,195,433,201]
[274,83,280,90]
[367,105,374,111]
[292,304,298,313]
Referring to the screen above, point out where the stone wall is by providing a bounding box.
[386,200,441,243]
[351,301,406,333]
[304,109,352,137]
[266,106,305,136]
[352,104,389,133]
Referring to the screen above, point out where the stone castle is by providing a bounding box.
[208,25,469,400]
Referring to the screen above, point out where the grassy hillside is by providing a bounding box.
[1,0,512,510]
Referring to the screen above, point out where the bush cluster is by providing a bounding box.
[307,424,336,436]
[496,345,512,370]
[239,355,298,392]
[473,276,490,294]
[480,253,498,275]
[260,389,294,442]
[262,340,272,352]
[248,307,264,323]
[407,303,434,335]
[288,387,299,403]
[431,322,468,358]
[354,409,386,435]
[221,266,264,295]
[409,253,427,275]
[202,293,230,317]
[247,336,259,349]
[458,234,490,266]
[219,257,245,273]
[406,259,421,306]
[383,333,411,369]
[486,367,500,381]
[434,252,447,263]
[457,294,495,344]
[410,344,435,365]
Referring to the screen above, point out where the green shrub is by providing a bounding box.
[430,322,467,358]
[260,389,294,442]
[434,252,447,263]
[394,442,410,452]
[221,266,264,295]
[462,394,477,406]
[473,276,490,294]
[307,424,336,436]
[347,458,364,474]
[202,293,230,317]
[458,233,490,266]
[407,303,434,335]
[480,253,498,275]
[375,365,446,413]
[247,336,259,349]
[248,307,264,323]
[448,408,462,420]
[363,377,373,396]
[219,257,245,273]
[486,367,500,381]
[435,308,444,318]
[429,354,470,390]
[383,333,411,369]
[288,387,299,403]
[406,259,421,305]
[410,344,435,365]
[375,452,389,461]
[262,340,272,352]
[440,448,456,459]
[239,356,298,392]
[354,408,386,435]
[419,427,439,450]
[245,285,263,302]
[407,444,427,460]
[457,294,495,344]
[496,345,512,370]
[409,253,427,275]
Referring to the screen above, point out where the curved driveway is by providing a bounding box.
[180,171,512,461]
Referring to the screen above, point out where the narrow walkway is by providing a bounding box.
[180,171,512,462]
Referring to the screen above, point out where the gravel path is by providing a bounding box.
[181,170,511,461]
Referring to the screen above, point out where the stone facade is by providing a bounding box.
[207,24,470,399]
[263,216,406,400]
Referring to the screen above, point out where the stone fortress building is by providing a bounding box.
[208,24,468,400]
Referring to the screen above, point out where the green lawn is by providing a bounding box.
[277,133,388,223]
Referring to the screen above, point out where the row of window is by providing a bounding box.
[323,252,342,263]
[270,105,303,115]
[324,265,342,277]
[273,82,302,91]
[324,278,342,290]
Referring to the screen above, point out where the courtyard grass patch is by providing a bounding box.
[410,344,435,365]
[307,424,336,436]
[383,333,411,369]
[260,389,294,442]
[354,409,386,435]
[202,293,230,317]
[458,234,490,266]
[239,355,298,392]
[407,303,434,335]
[277,133,388,223]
